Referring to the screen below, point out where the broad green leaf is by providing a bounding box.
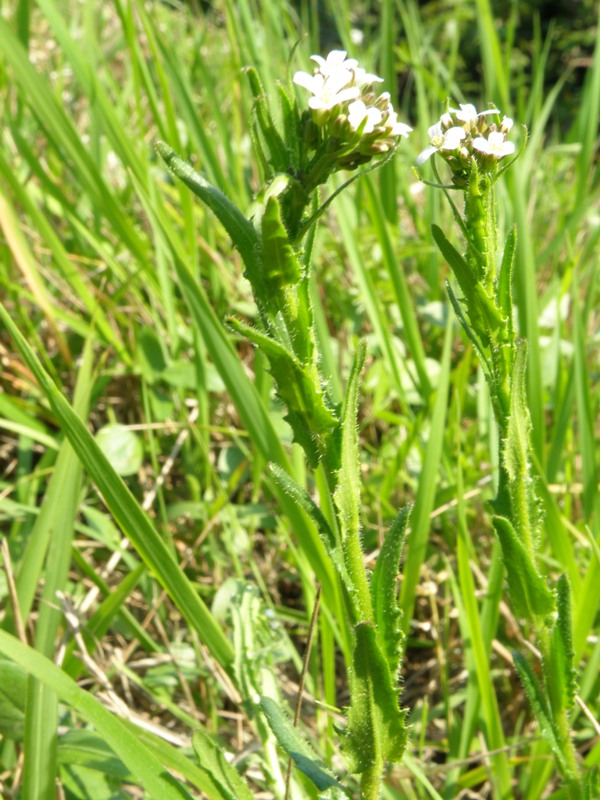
[95,424,144,477]
[57,730,131,780]
[260,697,343,792]
[343,622,408,774]
[370,506,410,681]
[492,515,555,620]
[155,141,262,286]
[0,302,234,669]
[0,631,194,800]
[191,730,254,800]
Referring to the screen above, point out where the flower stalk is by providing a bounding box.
[422,102,583,797]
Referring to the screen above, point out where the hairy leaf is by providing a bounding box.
[260,697,343,792]
[513,651,571,777]
[504,341,539,552]
[192,730,254,800]
[497,225,516,334]
[548,575,577,714]
[244,67,290,174]
[370,506,411,681]
[155,141,262,286]
[493,515,555,620]
[343,622,408,774]
[267,464,336,552]
[432,224,505,341]
[228,317,338,466]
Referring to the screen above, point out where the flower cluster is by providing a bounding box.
[293,50,412,169]
[417,103,515,183]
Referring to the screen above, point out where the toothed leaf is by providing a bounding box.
[548,575,577,713]
[497,226,516,334]
[260,697,343,792]
[192,730,254,800]
[513,652,571,776]
[155,141,262,287]
[227,318,338,466]
[343,622,408,773]
[493,516,555,620]
[370,506,411,681]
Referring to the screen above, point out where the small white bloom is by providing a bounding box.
[347,100,383,133]
[311,50,358,75]
[450,103,498,124]
[416,122,466,164]
[350,28,364,46]
[500,116,513,133]
[450,103,479,123]
[353,66,384,86]
[382,107,412,138]
[472,131,515,159]
[293,70,360,111]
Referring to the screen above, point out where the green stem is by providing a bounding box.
[360,760,384,800]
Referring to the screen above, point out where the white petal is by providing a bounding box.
[354,66,384,85]
[472,136,492,154]
[390,121,412,137]
[416,146,439,165]
[441,126,466,149]
[428,121,444,142]
[293,71,321,93]
[451,103,478,122]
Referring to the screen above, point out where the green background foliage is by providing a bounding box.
[0,0,598,797]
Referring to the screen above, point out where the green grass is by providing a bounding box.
[1,1,599,798]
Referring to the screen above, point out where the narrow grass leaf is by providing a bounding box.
[0,631,194,800]
[400,319,453,628]
[0,302,234,669]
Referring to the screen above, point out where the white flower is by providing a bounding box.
[293,70,360,111]
[500,116,513,133]
[353,66,384,86]
[310,50,357,75]
[347,100,383,133]
[416,122,466,164]
[381,106,412,138]
[450,103,498,124]
[472,131,515,159]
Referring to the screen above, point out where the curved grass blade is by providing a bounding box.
[0,631,194,800]
[0,302,234,670]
